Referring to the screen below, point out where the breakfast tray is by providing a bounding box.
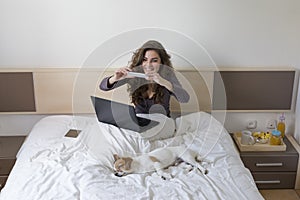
[233,132,286,152]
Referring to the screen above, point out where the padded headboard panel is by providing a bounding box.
[213,70,296,111]
[0,68,213,114]
[0,72,35,112]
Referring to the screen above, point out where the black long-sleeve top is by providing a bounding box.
[100,67,189,117]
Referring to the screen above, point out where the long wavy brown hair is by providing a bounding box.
[127,40,174,105]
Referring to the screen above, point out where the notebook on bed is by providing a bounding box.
[90,96,159,132]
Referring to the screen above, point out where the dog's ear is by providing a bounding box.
[124,157,133,170]
[113,154,120,161]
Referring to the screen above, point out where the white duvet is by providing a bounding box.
[0,112,263,200]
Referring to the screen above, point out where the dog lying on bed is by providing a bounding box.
[113,145,208,179]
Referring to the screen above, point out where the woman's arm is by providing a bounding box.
[170,80,190,103]
[99,67,131,91]
[99,76,128,91]
[100,76,115,91]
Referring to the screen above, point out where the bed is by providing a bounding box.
[0,112,263,200]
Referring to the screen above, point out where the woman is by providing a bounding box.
[100,40,189,122]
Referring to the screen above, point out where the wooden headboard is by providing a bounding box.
[0,68,213,114]
[0,67,297,115]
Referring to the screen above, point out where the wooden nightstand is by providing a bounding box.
[0,136,26,190]
[232,134,299,189]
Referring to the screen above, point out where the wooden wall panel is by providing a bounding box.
[1,67,295,114]
[213,71,296,111]
[71,70,130,114]
[32,69,213,114]
[170,71,213,113]
[31,69,149,114]
[0,72,35,112]
[33,71,76,113]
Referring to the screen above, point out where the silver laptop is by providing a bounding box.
[90,96,159,132]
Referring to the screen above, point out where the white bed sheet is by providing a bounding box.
[0,113,264,200]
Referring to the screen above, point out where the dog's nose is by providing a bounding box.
[114,172,121,177]
[114,172,123,177]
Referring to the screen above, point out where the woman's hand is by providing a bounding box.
[145,72,173,92]
[109,67,132,85]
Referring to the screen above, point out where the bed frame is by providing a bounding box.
[0,66,300,189]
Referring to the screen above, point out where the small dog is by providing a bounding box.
[113,145,208,179]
